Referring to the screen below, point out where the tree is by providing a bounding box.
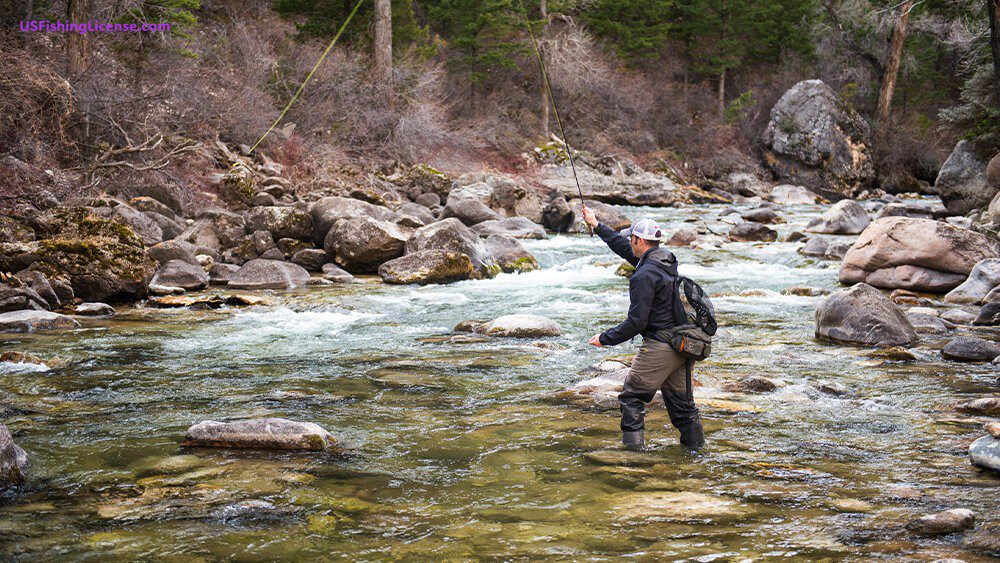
[876,0,916,132]
[374,0,392,80]
[577,0,674,64]
[990,0,1000,101]
[539,0,549,137]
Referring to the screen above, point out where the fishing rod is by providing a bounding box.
[517,0,593,236]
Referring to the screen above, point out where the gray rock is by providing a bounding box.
[291,249,327,272]
[975,301,1000,326]
[145,211,185,241]
[414,192,441,208]
[76,302,115,316]
[874,203,935,221]
[183,418,336,451]
[970,435,1000,473]
[906,312,951,334]
[762,80,874,198]
[14,270,59,309]
[150,259,209,291]
[667,228,699,247]
[956,397,1000,416]
[729,222,777,242]
[321,263,355,283]
[395,202,436,228]
[935,140,993,215]
[0,310,80,333]
[179,211,246,253]
[542,193,574,232]
[259,248,285,261]
[325,217,408,273]
[148,239,200,266]
[209,263,240,285]
[815,283,918,347]
[129,196,177,220]
[227,259,310,290]
[378,250,474,285]
[0,423,29,487]
[568,200,630,232]
[939,308,977,325]
[906,508,975,535]
[476,314,562,337]
[740,207,781,224]
[471,217,548,239]
[442,191,502,226]
[252,192,277,207]
[245,206,313,241]
[769,184,819,205]
[309,196,395,244]
[806,200,870,234]
[91,201,163,246]
[945,259,1000,305]
[799,236,831,257]
[405,219,498,279]
[485,234,539,273]
[941,337,1000,362]
[823,242,852,261]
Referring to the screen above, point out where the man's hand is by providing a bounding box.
[581,206,599,229]
[588,333,604,347]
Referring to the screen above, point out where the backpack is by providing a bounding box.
[656,276,717,362]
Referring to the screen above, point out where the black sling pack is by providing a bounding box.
[656,276,717,362]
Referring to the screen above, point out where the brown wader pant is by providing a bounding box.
[618,338,705,448]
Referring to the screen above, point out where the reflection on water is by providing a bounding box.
[1,198,997,560]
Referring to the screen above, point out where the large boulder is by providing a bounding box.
[150,260,210,291]
[0,208,156,301]
[472,217,548,240]
[941,337,1000,362]
[815,283,918,347]
[148,239,200,266]
[0,310,80,333]
[806,200,870,234]
[179,210,246,253]
[476,314,562,337]
[378,250,474,285]
[729,222,777,242]
[183,418,336,451]
[485,234,539,273]
[325,217,408,273]
[542,193,575,232]
[840,218,1000,293]
[405,219,499,279]
[309,196,395,245]
[761,79,874,198]
[568,200,631,232]
[0,423,28,487]
[0,280,49,313]
[442,189,502,226]
[976,300,1000,326]
[394,202,436,228]
[227,259,310,290]
[89,199,163,246]
[944,259,1000,304]
[970,435,1000,473]
[934,140,994,215]
[245,206,313,241]
[452,173,546,223]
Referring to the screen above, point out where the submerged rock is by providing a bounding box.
[0,423,29,487]
[806,200,870,234]
[613,491,748,522]
[183,418,336,451]
[476,314,562,338]
[0,310,80,333]
[905,508,975,535]
[729,222,777,242]
[814,283,917,347]
[227,259,310,290]
[941,337,1000,362]
[724,376,786,393]
[956,397,1000,416]
[378,250,473,285]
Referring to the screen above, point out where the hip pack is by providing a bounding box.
[657,275,717,361]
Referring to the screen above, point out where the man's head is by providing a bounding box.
[619,218,662,257]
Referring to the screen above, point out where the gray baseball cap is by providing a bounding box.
[619,218,663,241]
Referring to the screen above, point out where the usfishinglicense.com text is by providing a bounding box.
[19,20,171,35]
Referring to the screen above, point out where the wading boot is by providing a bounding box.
[622,430,644,451]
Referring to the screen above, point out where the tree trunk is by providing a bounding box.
[374,0,392,82]
[539,0,550,138]
[989,0,1000,102]
[876,0,915,132]
[717,67,726,118]
[66,0,88,77]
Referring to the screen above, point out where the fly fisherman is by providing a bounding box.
[581,207,705,450]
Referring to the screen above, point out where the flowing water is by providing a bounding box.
[1,201,997,561]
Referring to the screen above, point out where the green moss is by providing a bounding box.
[40,238,100,258]
[508,257,539,273]
[615,262,636,278]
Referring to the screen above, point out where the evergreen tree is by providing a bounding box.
[272,0,430,56]
[422,0,526,83]
[576,0,674,63]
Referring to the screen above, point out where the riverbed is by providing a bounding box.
[2,200,997,560]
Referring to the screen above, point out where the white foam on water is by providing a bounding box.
[367,289,472,307]
[0,361,50,374]
[681,261,832,285]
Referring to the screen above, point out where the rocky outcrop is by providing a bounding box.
[405,219,499,279]
[0,423,28,487]
[806,200,870,234]
[227,259,310,290]
[840,218,1000,293]
[475,314,562,337]
[378,250,474,285]
[150,260,210,291]
[89,200,164,246]
[761,80,874,198]
[183,418,336,451]
[934,140,994,215]
[485,234,539,273]
[0,310,80,333]
[944,259,1000,304]
[471,217,547,239]
[245,206,313,241]
[814,283,918,347]
[325,216,408,273]
[309,196,395,245]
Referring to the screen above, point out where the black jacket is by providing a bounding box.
[596,223,681,346]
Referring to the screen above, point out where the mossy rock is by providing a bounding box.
[219,165,257,208]
[616,262,636,278]
[0,217,35,244]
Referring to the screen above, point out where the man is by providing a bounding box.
[581,206,705,450]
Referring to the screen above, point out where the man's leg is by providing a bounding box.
[618,339,685,449]
[661,361,705,449]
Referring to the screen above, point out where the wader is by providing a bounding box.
[618,338,705,449]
